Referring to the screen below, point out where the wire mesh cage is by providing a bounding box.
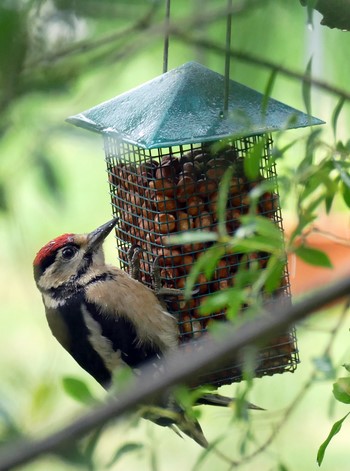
[105,133,299,387]
[67,61,323,387]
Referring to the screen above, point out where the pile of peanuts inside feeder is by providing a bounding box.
[109,144,286,343]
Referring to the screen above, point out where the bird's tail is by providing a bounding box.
[140,403,208,448]
[196,392,265,411]
[171,411,208,448]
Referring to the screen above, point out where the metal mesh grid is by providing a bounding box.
[105,134,299,386]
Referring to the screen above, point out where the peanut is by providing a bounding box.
[154,213,176,233]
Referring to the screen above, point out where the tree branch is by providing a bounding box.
[1,275,350,470]
[170,31,350,102]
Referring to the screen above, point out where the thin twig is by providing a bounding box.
[21,3,350,105]
[304,225,350,247]
[170,31,350,103]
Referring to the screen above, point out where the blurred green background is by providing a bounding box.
[1,1,350,470]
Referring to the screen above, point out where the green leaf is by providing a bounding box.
[198,289,234,316]
[84,426,105,463]
[341,180,350,208]
[62,377,96,405]
[232,236,281,254]
[295,245,332,268]
[333,377,350,404]
[302,57,313,116]
[262,255,286,294]
[262,69,278,115]
[234,215,283,254]
[106,442,144,468]
[217,166,234,237]
[192,434,227,471]
[277,463,290,471]
[325,193,335,214]
[244,139,265,181]
[343,363,350,373]
[332,97,345,140]
[201,246,227,281]
[297,129,322,174]
[165,230,218,245]
[240,215,282,240]
[289,211,318,244]
[184,244,227,299]
[226,288,248,320]
[0,183,8,212]
[317,412,350,466]
[333,160,350,188]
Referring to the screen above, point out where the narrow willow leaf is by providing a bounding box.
[0,183,8,212]
[302,57,313,116]
[341,180,350,208]
[263,256,286,294]
[305,194,327,216]
[233,235,282,254]
[324,194,334,214]
[185,244,226,298]
[262,69,278,115]
[289,212,318,244]
[241,215,283,242]
[333,160,350,188]
[295,245,332,268]
[298,129,322,174]
[217,166,234,237]
[244,139,265,181]
[226,288,247,320]
[202,245,227,281]
[198,289,233,316]
[332,97,345,140]
[192,434,227,471]
[62,377,96,405]
[317,413,350,466]
[333,377,350,404]
[85,426,105,463]
[106,443,144,468]
[165,230,217,245]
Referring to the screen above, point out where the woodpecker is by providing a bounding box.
[33,218,263,447]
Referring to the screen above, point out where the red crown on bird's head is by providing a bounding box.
[33,234,74,266]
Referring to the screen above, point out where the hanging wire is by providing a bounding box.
[223,0,233,115]
[163,0,171,73]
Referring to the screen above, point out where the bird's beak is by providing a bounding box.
[86,218,118,252]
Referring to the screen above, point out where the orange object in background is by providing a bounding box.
[286,215,350,296]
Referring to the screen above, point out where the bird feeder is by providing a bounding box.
[67,61,323,387]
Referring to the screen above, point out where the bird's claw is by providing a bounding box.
[127,244,142,281]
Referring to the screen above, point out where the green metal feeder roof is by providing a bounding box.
[67,61,324,149]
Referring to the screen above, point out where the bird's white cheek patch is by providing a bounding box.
[42,293,66,309]
[81,305,125,372]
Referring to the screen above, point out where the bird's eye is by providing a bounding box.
[61,246,77,260]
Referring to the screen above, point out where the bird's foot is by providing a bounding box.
[127,244,142,281]
[151,255,184,298]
